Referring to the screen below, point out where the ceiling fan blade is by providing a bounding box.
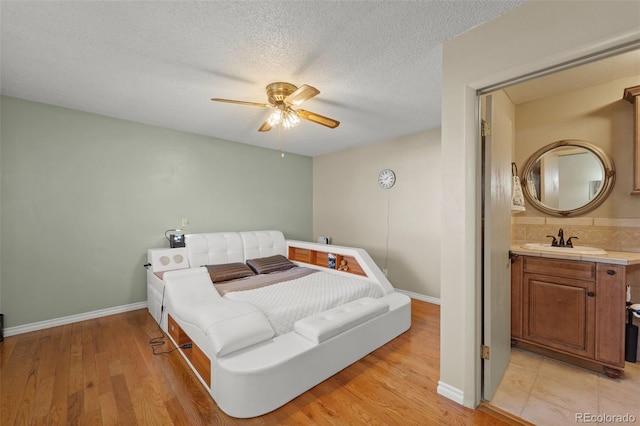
[296,109,340,129]
[211,98,270,108]
[258,120,272,132]
[284,84,320,106]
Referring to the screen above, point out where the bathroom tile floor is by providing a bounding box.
[490,348,640,425]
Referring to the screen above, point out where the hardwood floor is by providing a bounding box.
[1,300,526,425]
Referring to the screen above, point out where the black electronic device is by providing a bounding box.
[165,229,186,248]
[169,232,185,248]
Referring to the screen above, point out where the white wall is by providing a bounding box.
[313,129,441,299]
[1,96,313,328]
[439,0,640,408]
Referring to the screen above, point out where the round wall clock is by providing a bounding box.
[378,169,396,189]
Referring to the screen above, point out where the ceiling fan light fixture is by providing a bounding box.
[267,107,300,130]
[282,109,300,129]
[267,109,283,127]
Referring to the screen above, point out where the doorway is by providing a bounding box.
[480,46,640,421]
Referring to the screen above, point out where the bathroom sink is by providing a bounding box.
[522,243,607,255]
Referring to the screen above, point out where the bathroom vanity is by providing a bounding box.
[510,245,640,377]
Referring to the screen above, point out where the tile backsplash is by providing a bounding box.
[512,217,640,253]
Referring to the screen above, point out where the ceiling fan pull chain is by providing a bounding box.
[278,122,285,157]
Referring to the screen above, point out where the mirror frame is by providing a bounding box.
[521,139,616,217]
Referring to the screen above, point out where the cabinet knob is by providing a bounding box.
[587,291,595,297]
[607,270,615,275]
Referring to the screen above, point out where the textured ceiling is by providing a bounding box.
[1,1,525,157]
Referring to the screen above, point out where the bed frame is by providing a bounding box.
[146,230,411,418]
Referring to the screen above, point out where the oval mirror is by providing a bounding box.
[521,140,616,217]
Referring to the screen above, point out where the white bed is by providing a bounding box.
[146,230,411,418]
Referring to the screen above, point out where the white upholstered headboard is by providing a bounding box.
[184,230,287,268]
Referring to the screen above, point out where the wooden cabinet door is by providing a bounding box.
[595,263,625,367]
[523,272,595,358]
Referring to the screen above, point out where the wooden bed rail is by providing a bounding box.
[287,245,366,276]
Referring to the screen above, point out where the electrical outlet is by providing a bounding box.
[181,218,189,227]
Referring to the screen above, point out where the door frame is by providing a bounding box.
[475,40,640,405]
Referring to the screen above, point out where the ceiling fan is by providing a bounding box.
[211,82,340,132]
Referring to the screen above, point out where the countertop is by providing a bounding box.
[510,245,640,265]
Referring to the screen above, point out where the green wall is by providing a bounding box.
[0,96,313,328]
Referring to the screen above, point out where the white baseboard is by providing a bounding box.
[437,381,465,405]
[4,301,148,337]
[396,289,441,305]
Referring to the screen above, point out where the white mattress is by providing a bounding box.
[223,271,383,336]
